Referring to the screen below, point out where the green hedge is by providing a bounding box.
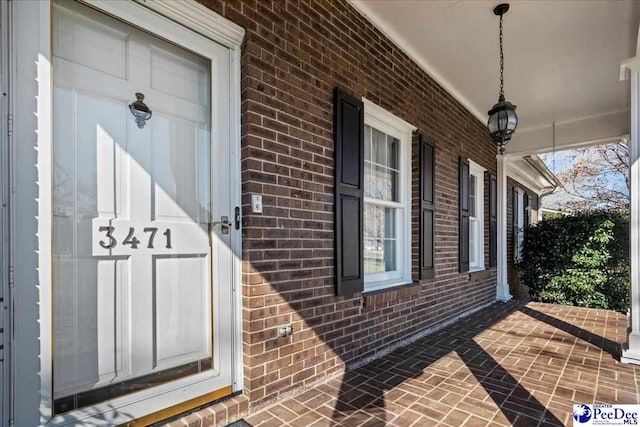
[519,210,629,312]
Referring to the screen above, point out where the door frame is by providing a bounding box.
[0,1,11,427]
[8,0,244,425]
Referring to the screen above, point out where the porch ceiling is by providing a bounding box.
[349,0,640,155]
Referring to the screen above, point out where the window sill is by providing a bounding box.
[363,280,416,296]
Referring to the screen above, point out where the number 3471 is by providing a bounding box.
[98,226,172,249]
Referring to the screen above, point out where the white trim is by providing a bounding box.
[468,161,486,272]
[362,98,416,135]
[504,159,555,196]
[522,155,563,190]
[506,134,629,157]
[10,0,244,423]
[36,0,54,419]
[496,156,512,302]
[0,1,11,426]
[506,108,630,157]
[363,197,403,209]
[622,55,640,364]
[132,0,244,49]
[82,0,243,59]
[362,99,415,292]
[10,2,53,423]
[505,165,542,196]
[228,38,244,393]
[351,4,485,124]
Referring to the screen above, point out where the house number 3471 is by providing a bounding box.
[98,226,172,249]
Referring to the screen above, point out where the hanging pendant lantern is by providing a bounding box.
[487,3,518,155]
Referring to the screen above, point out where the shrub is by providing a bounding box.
[519,210,629,312]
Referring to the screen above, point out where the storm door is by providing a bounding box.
[51,0,234,414]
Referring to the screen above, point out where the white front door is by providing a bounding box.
[51,0,234,415]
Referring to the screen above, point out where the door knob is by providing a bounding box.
[212,216,231,234]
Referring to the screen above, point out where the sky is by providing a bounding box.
[538,144,629,211]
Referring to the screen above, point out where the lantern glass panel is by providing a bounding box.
[488,113,499,133]
[498,110,508,131]
[508,110,518,129]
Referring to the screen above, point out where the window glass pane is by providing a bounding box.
[372,128,386,165]
[384,239,397,272]
[364,239,384,273]
[469,174,477,218]
[364,162,373,198]
[384,207,396,238]
[365,127,400,202]
[469,219,477,266]
[364,203,383,239]
[364,125,371,161]
[518,229,524,248]
[389,167,399,202]
[367,166,398,202]
[364,204,397,273]
[387,136,399,170]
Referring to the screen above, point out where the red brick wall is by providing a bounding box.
[199,0,498,408]
[506,177,540,297]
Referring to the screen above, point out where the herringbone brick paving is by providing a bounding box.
[244,301,639,426]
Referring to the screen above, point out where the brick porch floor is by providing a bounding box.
[242,301,639,427]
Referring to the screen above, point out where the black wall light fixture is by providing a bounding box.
[487,3,518,155]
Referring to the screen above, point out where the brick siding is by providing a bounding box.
[198,0,498,411]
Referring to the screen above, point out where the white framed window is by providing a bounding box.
[469,161,486,271]
[362,99,415,292]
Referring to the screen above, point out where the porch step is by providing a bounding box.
[157,393,249,427]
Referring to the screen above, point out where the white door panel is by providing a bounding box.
[149,44,210,106]
[95,259,127,381]
[151,117,211,223]
[155,255,211,368]
[53,5,129,80]
[51,0,233,414]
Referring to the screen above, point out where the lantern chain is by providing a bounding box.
[499,12,504,97]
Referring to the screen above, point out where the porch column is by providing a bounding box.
[622,59,640,364]
[496,155,512,302]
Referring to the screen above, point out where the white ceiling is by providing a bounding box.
[349,0,640,155]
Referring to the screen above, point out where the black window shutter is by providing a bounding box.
[488,173,497,268]
[334,87,364,295]
[513,187,520,262]
[419,134,435,279]
[458,157,470,273]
